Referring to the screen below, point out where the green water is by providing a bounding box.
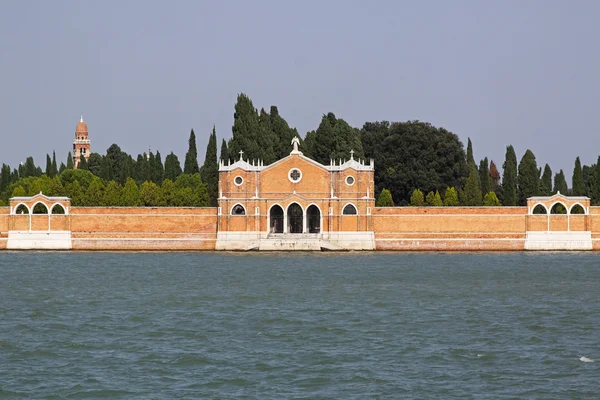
[1,252,599,399]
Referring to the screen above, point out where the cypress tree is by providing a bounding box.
[593,156,600,205]
[220,138,229,163]
[184,129,199,174]
[51,151,58,177]
[45,154,52,176]
[153,150,164,185]
[66,152,74,169]
[59,162,66,174]
[228,93,262,163]
[572,156,585,196]
[99,156,112,181]
[502,145,518,206]
[164,152,182,181]
[479,157,490,196]
[78,155,89,171]
[540,164,553,196]
[466,138,476,170]
[200,125,219,206]
[553,170,568,195]
[517,149,539,205]
[0,164,11,193]
[462,166,482,206]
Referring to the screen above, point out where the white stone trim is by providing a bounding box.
[234,176,244,186]
[345,175,355,186]
[288,168,303,183]
[31,201,50,214]
[12,202,31,215]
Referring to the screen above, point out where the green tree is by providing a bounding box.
[66,151,74,169]
[409,189,425,206]
[105,144,125,180]
[376,188,394,207]
[362,120,467,205]
[443,186,459,206]
[572,156,585,196]
[120,178,141,206]
[174,173,209,206]
[426,190,443,206]
[59,162,66,174]
[270,106,301,160]
[200,125,219,206]
[553,170,568,195]
[479,157,491,196]
[140,181,163,206]
[540,164,553,196]
[306,112,363,165]
[45,154,52,176]
[483,191,501,206]
[65,180,84,206]
[184,129,199,174]
[462,167,482,206]
[502,145,518,206]
[51,151,58,177]
[0,164,11,194]
[12,185,26,197]
[103,181,122,206]
[593,156,600,205]
[227,93,264,163]
[83,177,105,206]
[517,149,539,205]
[466,138,476,171]
[160,179,178,206]
[87,153,103,177]
[153,150,164,185]
[78,154,89,170]
[164,152,182,181]
[220,138,229,163]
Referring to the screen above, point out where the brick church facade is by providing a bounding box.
[215,138,376,250]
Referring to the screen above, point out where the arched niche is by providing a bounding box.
[51,204,66,215]
[570,204,585,215]
[532,204,548,215]
[550,202,567,215]
[32,202,49,214]
[14,204,30,215]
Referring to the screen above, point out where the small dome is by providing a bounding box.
[76,116,88,133]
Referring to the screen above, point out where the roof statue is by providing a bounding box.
[291,136,301,154]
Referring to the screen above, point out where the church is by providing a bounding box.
[215,137,376,250]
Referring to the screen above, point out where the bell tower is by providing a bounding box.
[73,116,91,168]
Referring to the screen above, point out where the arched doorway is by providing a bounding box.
[270,205,284,233]
[307,205,320,233]
[287,203,303,234]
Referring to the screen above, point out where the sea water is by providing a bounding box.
[1,252,599,399]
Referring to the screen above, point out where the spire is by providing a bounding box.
[80,115,84,123]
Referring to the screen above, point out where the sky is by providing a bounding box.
[1,0,599,183]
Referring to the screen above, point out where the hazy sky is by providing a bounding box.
[1,1,599,182]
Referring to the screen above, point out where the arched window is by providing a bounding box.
[15,204,29,214]
[231,204,246,215]
[343,204,357,215]
[570,204,585,215]
[32,203,49,214]
[550,203,567,214]
[51,204,66,215]
[532,204,547,214]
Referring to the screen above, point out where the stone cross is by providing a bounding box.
[239,150,244,160]
[350,149,354,160]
